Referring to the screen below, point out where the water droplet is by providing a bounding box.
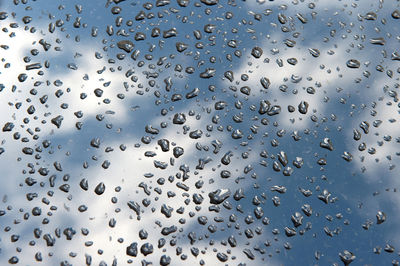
[346,59,360,68]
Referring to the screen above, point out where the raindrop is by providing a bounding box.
[346,59,360,68]
[251,46,263,58]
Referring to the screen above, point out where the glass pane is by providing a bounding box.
[0,0,399,265]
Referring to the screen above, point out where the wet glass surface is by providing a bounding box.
[0,0,400,265]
